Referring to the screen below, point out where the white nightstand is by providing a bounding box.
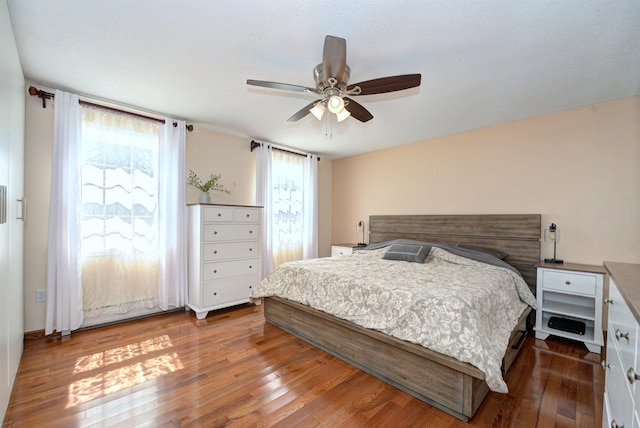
[331,243,365,257]
[535,262,606,353]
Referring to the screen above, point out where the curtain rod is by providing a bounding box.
[250,140,320,161]
[28,86,194,132]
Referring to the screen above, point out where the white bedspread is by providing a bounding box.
[250,246,537,393]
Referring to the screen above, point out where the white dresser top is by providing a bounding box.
[605,261,640,322]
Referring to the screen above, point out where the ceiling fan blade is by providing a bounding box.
[247,79,317,94]
[348,74,421,95]
[322,35,347,83]
[344,97,373,123]
[287,100,320,122]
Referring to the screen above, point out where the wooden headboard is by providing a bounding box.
[369,214,541,292]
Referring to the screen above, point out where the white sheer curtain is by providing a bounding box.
[158,119,187,309]
[46,90,83,335]
[80,108,160,320]
[303,154,318,259]
[255,143,273,279]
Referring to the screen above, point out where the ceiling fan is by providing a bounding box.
[246,35,421,123]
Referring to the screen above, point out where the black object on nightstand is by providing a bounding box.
[548,316,585,335]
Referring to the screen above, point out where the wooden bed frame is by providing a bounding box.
[263,214,541,421]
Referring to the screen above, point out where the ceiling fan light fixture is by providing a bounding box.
[336,109,351,122]
[310,102,326,120]
[327,95,345,114]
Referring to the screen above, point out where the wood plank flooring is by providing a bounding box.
[3,304,604,427]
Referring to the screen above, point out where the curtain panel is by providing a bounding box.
[255,143,273,279]
[303,154,318,259]
[45,90,83,335]
[158,119,187,309]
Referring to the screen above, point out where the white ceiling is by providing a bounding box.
[7,1,640,159]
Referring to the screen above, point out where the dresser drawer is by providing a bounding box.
[203,224,260,242]
[202,275,259,308]
[203,259,259,280]
[234,208,261,223]
[203,206,233,222]
[203,241,260,261]
[540,269,596,296]
[606,331,635,428]
[609,280,638,374]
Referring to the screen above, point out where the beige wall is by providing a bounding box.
[23,99,333,332]
[332,96,640,265]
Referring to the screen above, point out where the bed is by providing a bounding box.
[252,214,541,421]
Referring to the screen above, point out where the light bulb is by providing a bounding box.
[327,95,344,114]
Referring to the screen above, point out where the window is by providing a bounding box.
[255,143,318,274]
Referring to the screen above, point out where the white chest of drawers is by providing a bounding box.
[602,262,640,428]
[187,204,262,319]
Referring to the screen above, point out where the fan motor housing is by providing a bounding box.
[314,64,350,91]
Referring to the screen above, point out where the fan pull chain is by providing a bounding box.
[325,113,334,139]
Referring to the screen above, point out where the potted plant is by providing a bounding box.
[187,169,231,203]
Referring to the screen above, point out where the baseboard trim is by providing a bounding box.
[23,307,185,341]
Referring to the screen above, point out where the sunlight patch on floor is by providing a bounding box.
[73,334,174,374]
[66,335,183,408]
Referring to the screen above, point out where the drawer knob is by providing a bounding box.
[601,360,610,370]
[565,280,571,285]
[249,265,253,269]
[213,292,217,296]
[214,231,218,235]
[249,248,253,251]
[611,420,624,428]
[604,298,614,305]
[615,329,630,342]
[213,270,217,274]
[214,250,218,254]
[218,213,221,217]
[627,367,640,384]
[246,214,250,217]
[249,230,253,234]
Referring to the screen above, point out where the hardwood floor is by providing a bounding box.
[3,304,604,427]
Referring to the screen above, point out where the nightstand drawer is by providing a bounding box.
[541,270,596,296]
[332,246,353,256]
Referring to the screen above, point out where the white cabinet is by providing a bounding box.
[0,3,25,421]
[534,263,605,354]
[602,262,640,428]
[188,204,262,319]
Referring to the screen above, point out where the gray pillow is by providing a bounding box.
[382,244,430,263]
[456,244,508,260]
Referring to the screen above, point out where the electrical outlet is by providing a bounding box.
[36,289,46,303]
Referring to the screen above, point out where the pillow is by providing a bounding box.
[456,244,508,260]
[382,244,430,263]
